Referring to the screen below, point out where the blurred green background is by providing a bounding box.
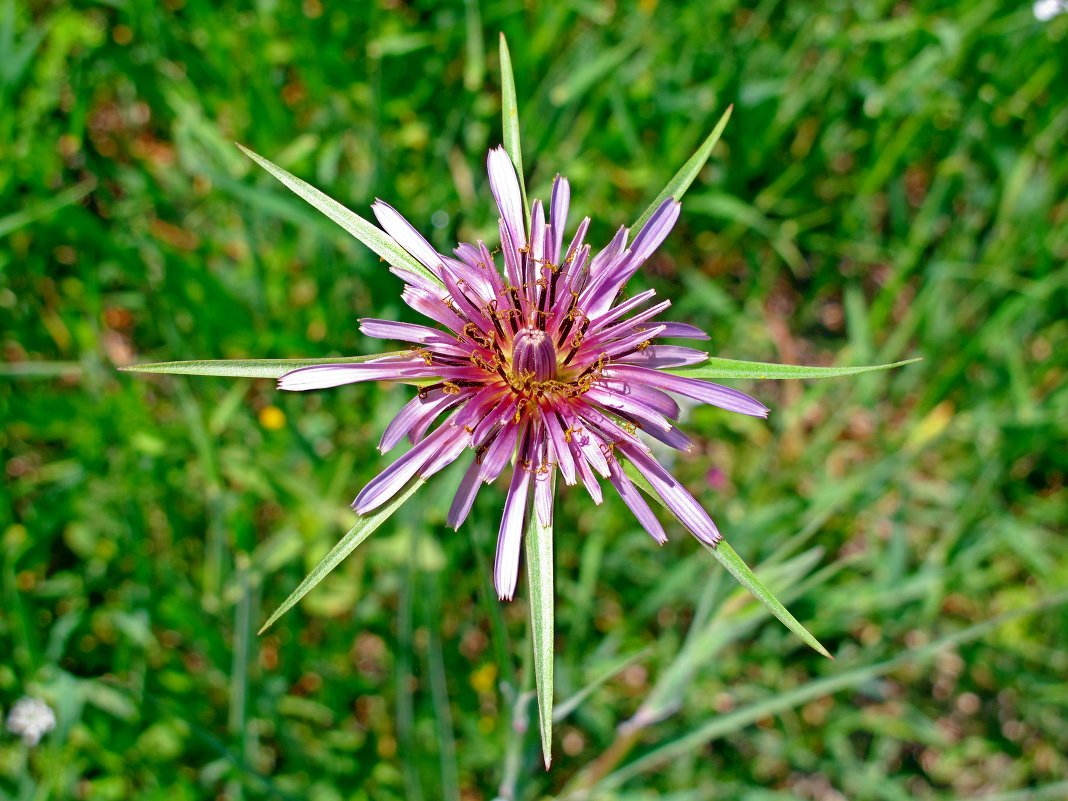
[2,0,1066,798]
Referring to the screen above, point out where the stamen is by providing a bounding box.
[409,346,434,366]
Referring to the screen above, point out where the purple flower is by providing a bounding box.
[278,146,768,601]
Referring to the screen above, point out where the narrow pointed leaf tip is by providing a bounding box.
[118,353,418,380]
[703,541,833,660]
[621,461,832,659]
[667,356,922,381]
[234,143,442,287]
[257,479,425,635]
[498,32,530,227]
[633,104,733,233]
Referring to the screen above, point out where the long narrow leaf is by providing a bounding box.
[633,105,733,233]
[258,479,425,634]
[498,33,530,228]
[525,472,556,769]
[120,353,412,380]
[0,361,83,379]
[595,590,1068,790]
[235,144,442,287]
[0,179,95,239]
[621,461,831,659]
[701,541,831,658]
[553,648,650,724]
[668,356,921,381]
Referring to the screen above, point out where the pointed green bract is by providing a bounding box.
[621,461,832,659]
[119,353,415,380]
[258,479,426,635]
[633,105,733,233]
[498,33,530,230]
[668,356,921,381]
[701,541,832,658]
[235,143,442,287]
[524,473,556,769]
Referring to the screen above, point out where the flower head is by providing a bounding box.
[6,697,56,747]
[278,147,767,600]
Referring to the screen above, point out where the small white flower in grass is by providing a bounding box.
[1034,0,1068,21]
[6,697,56,746]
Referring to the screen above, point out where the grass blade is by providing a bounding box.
[594,591,1068,791]
[0,179,94,239]
[120,352,411,379]
[621,461,830,658]
[668,356,921,381]
[462,0,484,91]
[633,105,732,233]
[0,361,83,379]
[235,143,442,287]
[525,473,555,769]
[258,479,425,634]
[498,33,529,227]
[553,648,650,724]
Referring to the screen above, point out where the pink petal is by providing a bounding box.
[353,422,454,514]
[615,345,708,368]
[494,425,533,600]
[447,458,483,529]
[652,322,710,340]
[487,146,526,249]
[277,359,436,391]
[603,365,769,418]
[618,442,721,546]
[607,459,667,544]
[379,388,468,452]
[371,200,446,277]
[419,425,471,477]
[542,408,577,485]
[478,422,519,484]
[359,318,456,345]
[547,175,570,265]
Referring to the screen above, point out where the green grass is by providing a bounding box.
[2,1,1066,799]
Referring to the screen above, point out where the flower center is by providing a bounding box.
[511,328,557,383]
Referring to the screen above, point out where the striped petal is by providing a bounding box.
[372,200,446,278]
[353,422,458,514]
[447,458,483,529]
[488,146,526,250]
[278,359,437,391]
[607,459,667,545]
[494,424,533,600]
[603,365,769,418]
[619,442,721,546]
